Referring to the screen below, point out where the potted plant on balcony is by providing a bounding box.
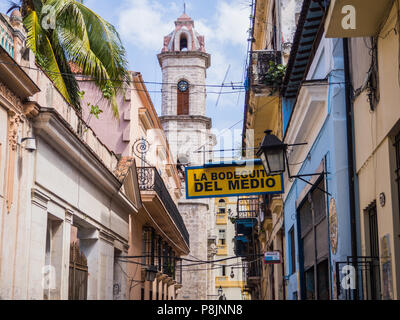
[262,61,287,95]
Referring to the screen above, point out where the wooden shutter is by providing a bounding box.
[177,89,189,115]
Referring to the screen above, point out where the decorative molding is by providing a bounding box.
[7,110,21,151]
[99,229,116,245]
[5,110,21,212]
[22,101,40,119]
[65,209,74,224]
[0,81,23,113]
[31,188,50,210]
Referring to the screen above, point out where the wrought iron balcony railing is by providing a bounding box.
[137,167,189,247]
[237,197,262,219]
[250,50,282,87]
[242,258,263,288]
[335,256,381,300]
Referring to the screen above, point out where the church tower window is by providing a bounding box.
[177,80,189,115]
[180,34,188,51]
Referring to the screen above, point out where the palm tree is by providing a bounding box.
[7,0,128,118]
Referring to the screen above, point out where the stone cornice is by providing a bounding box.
[159,115,212,129]
[31,188,51,210]
[33,108,122,195]
[157,51,211,68]
[0,47,40,100]
[99,229,116,245]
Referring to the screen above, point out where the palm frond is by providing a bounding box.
[22,0,128,118]
[24,10,72,104]
[6,1,21,14]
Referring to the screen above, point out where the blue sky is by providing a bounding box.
[1,0,251,149]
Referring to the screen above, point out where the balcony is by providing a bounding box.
[234,236,250,257]
[237,196,262,219]
[235,197,264,237]
[215,276,245,289]
[335,256,381,300]
[137,167,189,249]
[325,0,394,38]
[250,50,282,90]
[242,259,262,288]
[216,244,227,256]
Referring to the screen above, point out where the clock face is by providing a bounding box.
[178,80,189,92]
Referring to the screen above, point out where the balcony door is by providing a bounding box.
[365,202,381,300]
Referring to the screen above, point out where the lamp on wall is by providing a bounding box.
[146,265,158,282]
[257,129,331,196]
[256,130,287,176]
[20,137,36,151]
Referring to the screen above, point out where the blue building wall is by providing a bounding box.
[283,38,353,300]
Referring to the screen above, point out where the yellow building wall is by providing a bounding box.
[352,3,400,299]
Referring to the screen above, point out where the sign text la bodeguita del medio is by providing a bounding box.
[185,160,284,199]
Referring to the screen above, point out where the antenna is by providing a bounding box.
[215,64,231,107]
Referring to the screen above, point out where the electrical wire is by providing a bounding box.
[0,60,347,91]
[0,60,244,88]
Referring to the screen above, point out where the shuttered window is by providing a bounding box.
[177,89,189,115]
[298,177,329,300]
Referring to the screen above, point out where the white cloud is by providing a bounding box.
[195,1,250,110]
[117,0,250,117]
[118,0,179,51]
[213,1,250,46]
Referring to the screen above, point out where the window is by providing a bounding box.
[365,202,381,300]
[180,34,188,51]
[177,81,189,115]
[222,265,226,277]
[289,227,296,275]
[218,199,226,214]
[219,229,226,245]
[142,228,155,268]
[298,179,330,300]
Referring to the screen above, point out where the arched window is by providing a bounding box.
[177,80,189,115]
[218,199,226,214]
[180,34,188,51]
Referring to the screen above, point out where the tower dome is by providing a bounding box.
[161,13,205,53]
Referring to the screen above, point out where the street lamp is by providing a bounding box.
[146,265,158,282]
[218,286,223,296]
[256,130,287,176]
[256,129,331,196]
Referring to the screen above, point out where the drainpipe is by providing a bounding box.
[281,229,286,300]
[343,38,359,299]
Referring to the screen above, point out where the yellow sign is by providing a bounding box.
[185,161,284,199]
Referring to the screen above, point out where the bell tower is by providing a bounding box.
[158,13,213,300]
[158,13,212,166]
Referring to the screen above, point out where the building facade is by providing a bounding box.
[0,10,141,300]
[157,13,215,300]
[325,0,400,300]
[242,0,301,300]
[78,71,190,300]
[282,0,354,300]
[209,197,245,300]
